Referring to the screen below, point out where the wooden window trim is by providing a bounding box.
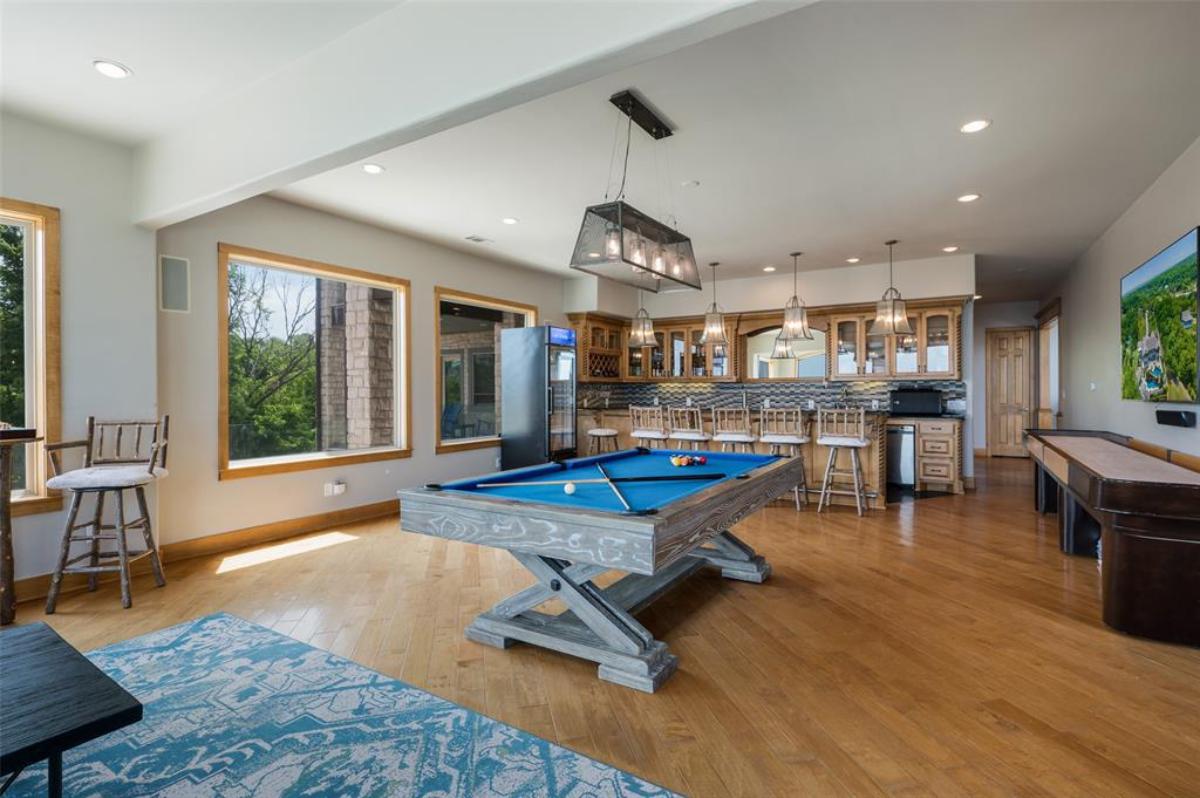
[1,198,62,517]
[217,243,412,480]
[434,286,537,455]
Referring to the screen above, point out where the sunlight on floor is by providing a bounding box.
[216,531,358,574]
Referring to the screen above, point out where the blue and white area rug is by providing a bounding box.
[10,613,679,797]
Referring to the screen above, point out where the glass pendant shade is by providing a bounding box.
[867,240,914,336]
[701,306,728,346]
[629,306,656,348]
[698,262,727,345]
[868,288,915,336]
[570,201,699,293]
[781,295,813,341]
[769,330,794,359]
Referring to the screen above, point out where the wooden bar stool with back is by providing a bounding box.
[44,416,170,612]
[712,407,757,453]
[667,406,712,451]
[630,405,669,449]
[816,407,870,515]
[759,407,810,509]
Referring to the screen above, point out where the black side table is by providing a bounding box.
[0,623,142,796]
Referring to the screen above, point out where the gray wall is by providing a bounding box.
[1052,134,1200,454]
[156,195,566,544]
[2,113,158,579]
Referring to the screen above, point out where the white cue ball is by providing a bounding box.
[563,482,576,495]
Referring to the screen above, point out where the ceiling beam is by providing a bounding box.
[132,0,807,228]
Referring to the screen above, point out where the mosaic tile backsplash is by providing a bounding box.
[579,380,967,413]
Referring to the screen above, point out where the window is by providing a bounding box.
[218,244,410,479]
[435,288,537,453]
[0,198,61,516]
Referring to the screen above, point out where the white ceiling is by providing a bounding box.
[275,1,1200,302]
[0,1,398,143]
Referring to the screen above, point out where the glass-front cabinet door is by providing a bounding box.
[833,317,861,377]
[649,332,665,378]
[669,330,687,378]
[923,311,954,376]
[864,330,889,375]
[690,329,707,377]
[892,315,921,376]
[710,341,729,377]
[625,341,644,378]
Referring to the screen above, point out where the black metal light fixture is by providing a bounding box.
[867,239,914,336]
[569,90,700,293]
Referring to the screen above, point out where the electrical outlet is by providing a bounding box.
[323,482,334,497]
[494,456,502,469]
[324,480,347,497]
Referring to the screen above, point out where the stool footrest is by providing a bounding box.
[64,550,154,570]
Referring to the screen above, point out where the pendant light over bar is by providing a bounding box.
[628,290,656,348]
[774,251,813,358]
[700,261,727,347]
[867,239,914,336]
[568,90,700,293]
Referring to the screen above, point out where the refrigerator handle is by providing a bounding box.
[547,385,554,417]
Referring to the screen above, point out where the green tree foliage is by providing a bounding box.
[227,263,318,459]
[1120,254,1198,401]
[0,223,24,426]
[1,223,27,490]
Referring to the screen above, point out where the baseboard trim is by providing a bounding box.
[15,499,399,605]
[973,448,988,458]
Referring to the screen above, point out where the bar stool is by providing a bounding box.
[816,407,869,515]
[667,406,712,451]
[759,407,809,510]
[630,405,669,449]
[587,427,620,454]
[712,407,756,453]
[44,416,170,612]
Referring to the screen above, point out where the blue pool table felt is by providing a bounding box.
[439,449,779,513]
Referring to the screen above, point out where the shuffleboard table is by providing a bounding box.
[1026,429,1200,646]
[398,447,804,691]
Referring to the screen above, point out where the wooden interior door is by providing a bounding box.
[987,327,1034,457]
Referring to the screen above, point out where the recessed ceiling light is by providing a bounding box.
[846,257,861,264]
[958,193,981,203]
[680,180,701,188]
[92,59,133,79]
[942,246,959,253]
[960,119,991,134]
[501,217,519,225]
[362,163,385,175]
[762,266,776,273]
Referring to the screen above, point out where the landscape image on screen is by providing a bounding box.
[1120,227,1198,402]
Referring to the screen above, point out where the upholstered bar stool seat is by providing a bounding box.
[47,466,168,490]
[587,428,619,454]
[759,433,810,446]
[815,435,868,449]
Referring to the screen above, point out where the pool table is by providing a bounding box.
[398,448,805,691]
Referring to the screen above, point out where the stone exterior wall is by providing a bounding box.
[317,280,394,450]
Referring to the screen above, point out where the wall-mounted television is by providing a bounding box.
[1120,227,1198,403]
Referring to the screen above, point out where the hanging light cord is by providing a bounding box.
[615,114,633,201]
[793,254,799,297]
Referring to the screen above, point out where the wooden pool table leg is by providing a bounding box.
[467,551,680,692]
[690,530,772,583]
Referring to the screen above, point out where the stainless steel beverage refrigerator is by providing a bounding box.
[500,325,577,469]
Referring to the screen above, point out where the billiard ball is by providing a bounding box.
[563,482,576,495]
[697,455,708,465]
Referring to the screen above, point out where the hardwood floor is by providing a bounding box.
[13,458,1200,796]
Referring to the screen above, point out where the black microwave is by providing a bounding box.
[889,389,944,416]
